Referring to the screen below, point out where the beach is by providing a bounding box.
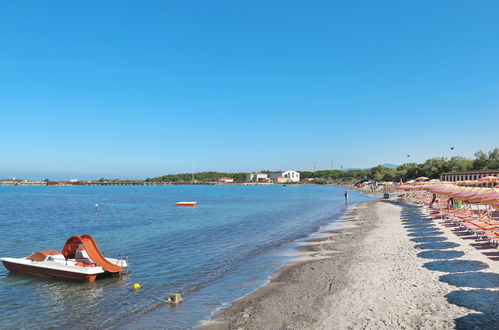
[203,199,499,329]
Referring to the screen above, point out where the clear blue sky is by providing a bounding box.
[1,1,498,180]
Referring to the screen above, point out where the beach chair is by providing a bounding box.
[485,231,499,247]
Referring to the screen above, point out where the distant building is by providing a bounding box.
[269,170,300,183]
[218,177,234,183]
[245,173,269,183]
[0,179,18,185]
[0,178,46,186]
[441,169,499,187]
[274,176,288,183]
[47,180,85,186]
[441,169,499,182]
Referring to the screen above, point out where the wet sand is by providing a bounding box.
[201,199,499,329]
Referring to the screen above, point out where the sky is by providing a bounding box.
[0,1,498,180]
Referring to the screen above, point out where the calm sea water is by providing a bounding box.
[0,185,372,328]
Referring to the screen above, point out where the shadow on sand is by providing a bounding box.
[411,236,447,243]
[439,272,499,289]
[423,260,489,273]
[408,227,438,234]
[400,204,499,328]
[445,289,499,329]
[403,224,436,229]
[408,231,444,237]
[417,250,465,259]
[415,242,460,250]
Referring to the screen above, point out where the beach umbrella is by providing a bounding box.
[467,188,498,203]
[428,185,463,200]
[479,176,498,181]
[403,184,419,190]
[479,189,499,205]
[456,180,473,186]
[416,177,429,181]
[461,188,490,200]
[452,187,482,200]
[477,176,499,185]
[431,185,459,195]
[458,180,482,186]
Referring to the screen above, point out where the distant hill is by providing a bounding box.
[382,163,398,169]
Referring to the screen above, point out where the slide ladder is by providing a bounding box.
[62,234,124,273]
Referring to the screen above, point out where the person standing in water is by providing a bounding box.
[344,190,349,202]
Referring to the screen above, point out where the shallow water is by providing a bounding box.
[0,185,372,328]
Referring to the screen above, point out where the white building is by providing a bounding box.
[0,179,46,186]
[269,170,300,183]
[245,173,269,183]
[218,177,234,183]
[274,176,288,183]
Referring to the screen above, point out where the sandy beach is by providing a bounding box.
[202,199,499,329]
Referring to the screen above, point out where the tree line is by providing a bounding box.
[145,171,247,183]
[142,148,498,184]
[302,148,499,183]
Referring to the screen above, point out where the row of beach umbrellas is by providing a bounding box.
[413,176,499,185]
[399,180,499,209]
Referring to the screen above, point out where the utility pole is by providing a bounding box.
[314,161,316,172]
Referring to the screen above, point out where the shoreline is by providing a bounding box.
[200,200,376,329]
[201,198,499,329]
[196,201,360,325]
[117,186,364,329]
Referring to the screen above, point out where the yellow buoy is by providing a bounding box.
[133,283,141,290]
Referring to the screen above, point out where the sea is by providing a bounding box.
[0,185,373,329]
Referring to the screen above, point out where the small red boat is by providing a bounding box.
[176,201,198,207]
[1,234,127,282]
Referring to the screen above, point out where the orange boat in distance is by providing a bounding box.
[1,234,127,282]
[176,201,198,207]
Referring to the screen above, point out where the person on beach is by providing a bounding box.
[447,197,455,210]
[429,193,437,208]
[344,190,349,202]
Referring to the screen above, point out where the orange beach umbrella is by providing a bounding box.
[451,187,480,200]
[479,189,499,205]
[466,189,498,203]
[479,176,498,181]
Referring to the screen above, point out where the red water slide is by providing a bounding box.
[62,234,124,273]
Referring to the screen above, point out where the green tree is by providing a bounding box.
[486,148,499,169]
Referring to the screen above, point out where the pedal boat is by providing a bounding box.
[176,201,198,207]
[1,234,127,282]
